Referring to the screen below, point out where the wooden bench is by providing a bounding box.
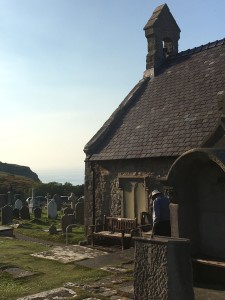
[89,215,138,250]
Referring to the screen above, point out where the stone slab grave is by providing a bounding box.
[3,267,38,279]
[17,287,77,300]
[31,245,108,263]
[0,226,14,236]
[76,247,135,270]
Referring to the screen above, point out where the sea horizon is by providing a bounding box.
[36,168,84,186]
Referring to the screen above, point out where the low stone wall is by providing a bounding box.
[133,236,194,300]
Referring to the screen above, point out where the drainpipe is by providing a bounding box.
[91,163,96,226]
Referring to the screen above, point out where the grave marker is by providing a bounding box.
[20,206,30,220]
[48,199,57,219]
[75,201,84,225]
[15,199,23,210]
[1,205,13,225]
[34,207,42,219]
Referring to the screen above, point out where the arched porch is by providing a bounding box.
[167,148,225,259]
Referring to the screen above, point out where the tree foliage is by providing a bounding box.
[0,172,84,200]
[34,182,84,199]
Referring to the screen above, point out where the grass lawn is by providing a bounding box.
[0,210,110,300]
[14,208,85,245]
[0,237,109,300]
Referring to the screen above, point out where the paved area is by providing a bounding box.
[11,234,134,299]
[17,288,77,300]
[29,245,225,300]
[195,287,225,300]
[12,234,225,299]
[76,247,134,269]
[31,245,108,263]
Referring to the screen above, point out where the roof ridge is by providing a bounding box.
[170,38,225,59]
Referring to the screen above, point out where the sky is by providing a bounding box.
[0,0,225,185]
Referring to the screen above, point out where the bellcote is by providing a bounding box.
[143,4,180,77]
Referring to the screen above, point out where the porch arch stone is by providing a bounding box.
[167,148,225,259]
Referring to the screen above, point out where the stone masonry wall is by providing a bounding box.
[133,237,194,300]
[84,157,175,236]
[134,239,168,299]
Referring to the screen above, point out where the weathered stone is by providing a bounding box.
[61,214,75,233]
[68,192,77,211]
[0,194,7,208]
[84,158,174,239]
[53,194,62,211]
[4,267,38,279]
[1,205,13,225]
[13,208,20,219]
[144,4,180,72]
[20,205,30,220]
[133,237,194,300]
[16,287,77,300]
[75,201,84,225]
[15,199,23,210]
[63,207,74,215]
[33,207,42,219]
[47,199,57,219]
[49,224,57,234]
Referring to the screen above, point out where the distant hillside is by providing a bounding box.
[0,162,40,182]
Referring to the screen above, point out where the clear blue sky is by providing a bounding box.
[0,0,224,185]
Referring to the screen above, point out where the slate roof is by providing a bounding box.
[84,39,225,161]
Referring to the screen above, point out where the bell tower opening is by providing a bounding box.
[144,4,180,76]
[163,37,174,58]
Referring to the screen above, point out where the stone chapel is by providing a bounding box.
[83,3,225,258]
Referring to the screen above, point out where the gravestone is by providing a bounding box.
[15,199,23,210]
[49,224,57,234]
[45,193,51,206]
[20,205,30,220]
[34,207,42,219]
[68,193,77,211]
[13,208,20,219]
[53,194,62,211]
[75,201,84,225]
[61,214,75,233]
[28,197,39,213]
[1,205,13,225]
[63,207,74,215]
[48,199,57,219]
[0,194,7,208]
[7,191,14,206]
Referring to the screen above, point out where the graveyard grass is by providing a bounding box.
[0,209,112,299]
[15,209,84,244]
[0,238,109,300]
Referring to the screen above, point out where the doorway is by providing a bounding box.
[119,177,148,224]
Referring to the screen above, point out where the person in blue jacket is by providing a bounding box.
[151,189,171,237]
